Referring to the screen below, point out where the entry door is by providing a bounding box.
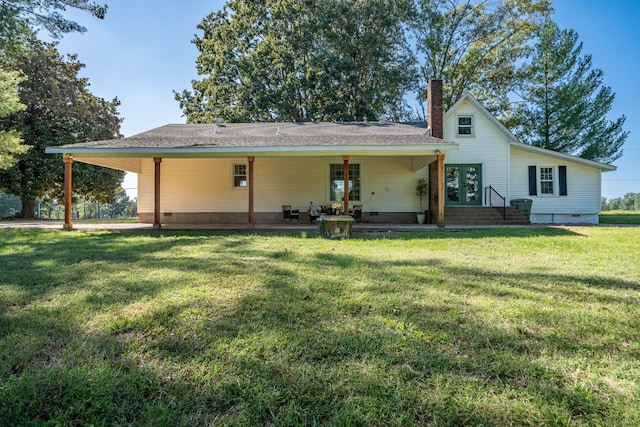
[445,164,482,206]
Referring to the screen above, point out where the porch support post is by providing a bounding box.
[343,155,349,214]
[154,157,161,229]
[437,153,445,228]
[63,154,73,230]
[248,156,255,226]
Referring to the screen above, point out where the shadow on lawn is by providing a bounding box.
[351,226,583,240]
[0,229,637,425]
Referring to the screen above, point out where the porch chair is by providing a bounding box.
[350,205,362,222]
[282,205,300,223]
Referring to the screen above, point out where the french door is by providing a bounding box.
[445,164,482,206]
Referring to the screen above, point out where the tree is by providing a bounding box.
[0,4,30,62]
[1,0,108,174]
[508,19,627,163]
[0,191,21,217]
[0,0,107,38]
[602,193,640,211]
[108,189,136,218]
[0,68,27,168]
[176,0,416,123]
[0,39,123,218]
[411,0,551,113]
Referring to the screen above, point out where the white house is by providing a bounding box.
[46,80,615,228]
[443,92,615,224]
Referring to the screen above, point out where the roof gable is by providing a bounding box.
[444,92,616,172]
[444,92,518,142]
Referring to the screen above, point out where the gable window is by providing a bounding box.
[233,163,247,187]
[330,163,360,201]
[457,115,474,136]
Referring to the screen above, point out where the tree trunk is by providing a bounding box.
[21,199,36,219]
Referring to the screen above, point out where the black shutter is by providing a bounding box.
[528,166,537,196]
[559,165,567,196]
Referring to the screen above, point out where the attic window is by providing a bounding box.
[457,115,474,136]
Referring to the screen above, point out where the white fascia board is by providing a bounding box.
[510,142,617,171]
[46,143,459,158]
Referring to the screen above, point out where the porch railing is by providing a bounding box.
[485,185,506,220]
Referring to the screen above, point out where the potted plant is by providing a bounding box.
[416,178,428,224]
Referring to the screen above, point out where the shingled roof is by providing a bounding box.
[52,122,454,150]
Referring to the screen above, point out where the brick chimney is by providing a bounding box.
[427,79,443,139]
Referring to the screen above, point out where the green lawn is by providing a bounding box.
[1,227,638,426]
[600,210,640,224]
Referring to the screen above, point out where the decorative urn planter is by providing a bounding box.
[317,215,354,239]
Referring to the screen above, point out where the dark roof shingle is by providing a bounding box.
[57,122,453,150]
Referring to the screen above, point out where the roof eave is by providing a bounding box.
[510,142,617,171]
[46,143,459,158]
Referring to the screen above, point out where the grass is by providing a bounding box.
[0,227,639,426]
[599,210,640,224]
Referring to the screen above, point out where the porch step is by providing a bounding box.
[444,206,530,226]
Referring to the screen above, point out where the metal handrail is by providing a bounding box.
[485,186,506,220]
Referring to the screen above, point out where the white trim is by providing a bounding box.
[328,162,361,204]
[511,143,616,172]
[506,143,511,202]
[232,163,247,189]
[445,92,616,173]
[456,115,475,137]
[538,165,557,197]
[46,143,459,158]
[445,93,519,142]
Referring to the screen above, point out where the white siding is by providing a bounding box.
[443,99,511,200]
[362,157,429,212]
[139,156,428,214]
[510,146,602,223]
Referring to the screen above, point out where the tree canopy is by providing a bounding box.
[0,0,110,180]
[0,39,123,218]
[411,0,551,113]
[0,68,27,169]
[178,1,627,164]
[177,0,417,123]
[507,19,627,163]
[602,193,640,212]
[0,0,107,38]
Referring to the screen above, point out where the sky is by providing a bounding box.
[51,0,640,200]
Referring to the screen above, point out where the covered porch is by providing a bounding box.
[47,122,457,231]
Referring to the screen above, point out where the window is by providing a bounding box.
[528,165,567,196]
[233,163,247,187]
[540,167,554,194]
[457,115,473,136]
[329,163,360,201]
